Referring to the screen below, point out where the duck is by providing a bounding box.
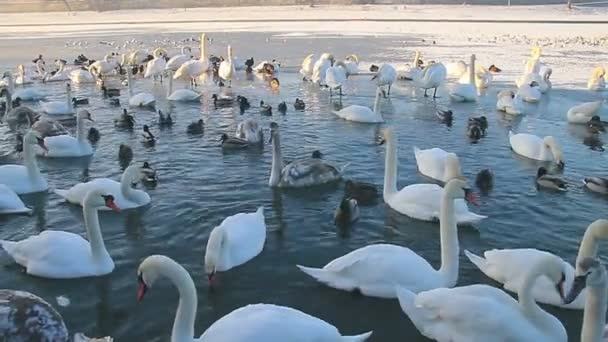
[587,66,606,91]
[165,46,192,71]
[87,127,100,144]
[587,116,606,132]
[38,109,94,158]
[137,255,372,341]
[468,116,488,135]
[174,33,210,87]
[277,101,287,114]
[109,98,120,106]
[254,59,280,75]
[567,101,603,124]
[413,147,462,183]
[372,63,397,96]
[436,109,453,125]
[157,110,173,127]
[259,100,272,115]
[536,167,567,191]
[220,134,249,149]
[0,131,47,194]
[234,56,254,72]
[73,53,90,65]
[332,88,384,123]
[166,70,201,102]
[475,169,493,193]
[344,180,379,205]
[377,128,485,224]
[187,119,204,134]
[204,207,266,283]
[0,290,112,341]
[467,124,482,143]
[517,81,542,103]
[334,197,359,226]
[294,98,305,110]
[144,48,168,81]
[311,53,334,86]
[55,164,151,210]
[114,109,136,129]
[449,54,477,102]
[127,67,155,108]
[142,125,155,144]
[1,189,120,278]
[415,62,447,98]
[325,61,349,97]
[218,45,235,87]
[69,67,96,84]
[496,89,523,115]
[583,177,608,194]
[72,97,89,107]
[397,51,423,81]
[40,83,74,116]
[211,94,234,108]
[298,178,475,298]
[509,131,565,168]
[236,118,263,144]
[101,82,120,97]
[397,254,568,342]
[236,95,250,113]
[465,219,608,310]
[141,162,158,183]
[0,184,31,215]
[118,144,133,168]
[268,122,343,188]
[299,54,315,81]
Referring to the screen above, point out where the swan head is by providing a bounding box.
[204,226,226,285]
[24,130,47,152]
[311,150,323,159]
[137,255,178,302]
[564,257,606,304]
[376,128,394,146]
[268,122,280,144]
[543,136,564,168]
[445,153,462,180]
[83,189,120,212]
[77,109,94,122]
[444,178,478,205]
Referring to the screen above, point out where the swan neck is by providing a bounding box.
[413,51,420,65]
[269,132,283,186]
[24,137,41,181]
[200,35,206,62]
[581,281,607,342]
[373,90,381,115]
[127,69,133,97]
[383,133,398,200]
[76,115,86,141]
[83,203,109,264]
[469,55,475,84]
[576,222,608,272]
[120,168,138,201]
[167,70,174,96]
[518,264,552,328]
[438,191,459,286]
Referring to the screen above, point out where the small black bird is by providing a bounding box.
[187,119,204,134]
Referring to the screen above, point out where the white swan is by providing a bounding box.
[3,71,45,101]
[218,45,235,87]
[311,53,334,85]
[509,131,565,167]
[518,81,542,103]
[268,122,342,188]
[464,219,608,310]
[166,70,200,102]
[0,184,31,215]
[127,67,155,108]
[37,109,93,158]
[563,257,608,342]
[166,46,193,71]
[343,54,360,75]
[325,61,348,97]
[332,87,383,123]
[396,254,568,342]
[144,48,168,81]
[40,83,74,116]
[0,188,119,279]
[445,60,467,79]
[174,33,210,87]
[414,147,462,183]
[450,54,477,102]
[235,118,263,144]
[44,60,70,82]
[474,65,493,89]
[372,63,397,95]
[415,62,447,98]
[539,66,552,93]
[567,101,603,124]
[397,51,422,81]
[496,90,523,115]
[137,255,372,342]
[88,54,120,80]
[379,128,485,224]
[297,178,472,298]
[69,68,95,84]
[205,207,265,282]
[54,164,150,210]
[587,66,606,91]
[0,131,48,194]
[299,53,315,80]
[15,64,34,85]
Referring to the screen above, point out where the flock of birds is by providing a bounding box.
[0,31,608,342]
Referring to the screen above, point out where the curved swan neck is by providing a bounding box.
[127,68,134,97]
[581,278,607,342]
[24,135,41,181]
[373,89,381,115]
[82,202,109,264]
[438,189,458,286]
[576,220,608,272]
[269,131,283,187]
[200,34,207,62]
[383,132,398,200]
[120,168,138,201]
[469,55,476,84]
[518,262,554,328]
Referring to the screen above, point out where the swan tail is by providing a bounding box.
[0,240,17,254]
[54,189,69,199]
[464,250,489,273]
[341,331,373,341]
[256,206,264,216]
[395,286,428,330]
[460,212,487,225]
[297,265,356,290]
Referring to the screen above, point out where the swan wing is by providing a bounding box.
[300,54,315,76]
[333,105,381,123]
[168,89,200,101]
[0,184,30,214]
[165,54,189,71]
[0,165,46,195]
[129,93,155,107]
[280,159,341,187]
[413,147,449,181]
[509,132,545,160]
[221,207,266,269]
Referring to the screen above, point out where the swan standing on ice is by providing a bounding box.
[396,254,568,342]
[40,83,74,116]
[413,147,462,183]
[37,109,94,158]
[332,87,384,123]
[450,54,477,102]
[218,45,236,87]
[137,255,373,341]
[0,131,48,194]
[0,188,120,279]
[297,178,476,298]
[55,164,151,210]
[174,33,211,87]
[567,101,603,124]
[509,131,565,168]
[372,63,397,96]
[144,48,168,82]
[587,66,606,91]
[88,54,120,80]
[415,62,447,98]
[299,53,315,81]
[397,51,422,81]
[464,219,608,310]
[325,61,349,97]
[165,46,192,71]
[205,207,266,283]
[311,53,334,86]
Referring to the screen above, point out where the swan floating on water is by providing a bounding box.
[332,87,384,123]
[509,131,565,168]
[0,184,31,215]
[37,109,94,158]
[450,54,477,102]
[413,147,462,183]
[567,101,603,124]
[0,130,48,194]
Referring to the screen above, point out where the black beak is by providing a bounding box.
[563,274,587,304]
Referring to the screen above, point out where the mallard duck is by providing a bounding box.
[142,125,155,144]
[118,143,133,169]
[345,180,378,205]
[212,94,234,107]
[109,98,120,106]
[294,98,305,110]
[587,115,605,133]
[220,133,248,149]
[583,177,608,194]
[244,57,255,73]
[87,127,100,144]
[475,169,493,193]
[468,116,488,135]
[536,167,566,191]
[187,119,204,134]
[114,109,135,129]
[260,101,272,116]
[141,161,158,183]
[311,150,323,159]
[467,124,482,143]
[158,110,173,127]
[237,95,250,113]
[278,101,287,114]
[334,197,359,226]
[72,97,89,106]
[436,109,453,125]
[101,83,120,97]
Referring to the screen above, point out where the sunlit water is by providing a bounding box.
[1,32,607,341]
